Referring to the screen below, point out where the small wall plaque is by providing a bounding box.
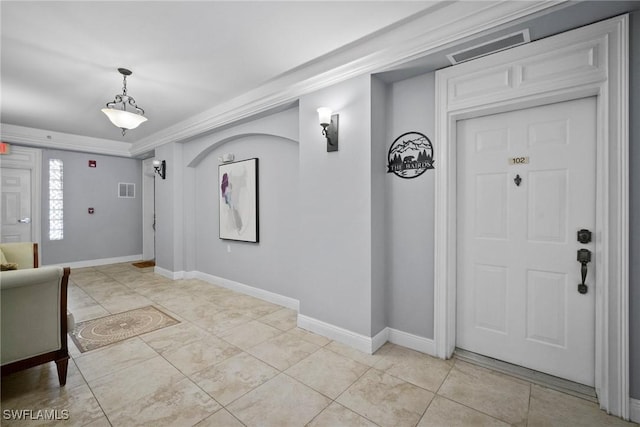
[509,156,529,165]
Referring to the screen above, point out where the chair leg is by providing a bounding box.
[55,357,69,386]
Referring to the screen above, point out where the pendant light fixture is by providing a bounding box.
[101,68,148,136]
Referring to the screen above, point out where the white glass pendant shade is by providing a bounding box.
[101,108,148,130]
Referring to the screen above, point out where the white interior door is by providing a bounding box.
[456,97,596,386]
[1,167,32,242]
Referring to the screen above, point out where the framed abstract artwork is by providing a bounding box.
[218,158,259,243]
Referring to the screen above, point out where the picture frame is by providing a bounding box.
[218,158,259,243]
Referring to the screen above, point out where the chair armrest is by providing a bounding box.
[1,266,69,365]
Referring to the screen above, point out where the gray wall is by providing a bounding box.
[153,107,302,296]
[298,74,375,336]
[41,149,142,265]
[628,9,639,401]
[383,72,436,338]
[151,13,639,400]
[154,142,184,273]
[191,134,300,299]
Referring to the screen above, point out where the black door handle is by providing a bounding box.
[577,249,591,294]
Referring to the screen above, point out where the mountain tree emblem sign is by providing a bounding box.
[387,131,434,179]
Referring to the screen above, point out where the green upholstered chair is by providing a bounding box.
[1,266,71,386]
[0,242,39,269]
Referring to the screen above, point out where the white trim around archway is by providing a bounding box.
[433,15,629,418]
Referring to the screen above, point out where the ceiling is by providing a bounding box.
[0,1,433,144]
[1,1,638,155]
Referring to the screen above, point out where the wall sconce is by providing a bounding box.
[152,159,166,179]
[317,107,339,152]
[217,153,235,163]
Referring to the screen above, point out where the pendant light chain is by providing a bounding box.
[101,67,148,136]
[122,75,128,99]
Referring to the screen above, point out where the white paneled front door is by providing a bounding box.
[1,167,32,242]
[456,97,596,386]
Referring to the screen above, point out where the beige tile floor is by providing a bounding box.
[1,263,637,427]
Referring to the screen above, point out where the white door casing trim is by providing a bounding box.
[142,158,156,261]
[0,146,42,253]
[434,15,629,418]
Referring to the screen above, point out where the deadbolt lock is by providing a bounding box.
[577,229,592,244]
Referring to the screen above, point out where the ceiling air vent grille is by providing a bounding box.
[447,30,530,65]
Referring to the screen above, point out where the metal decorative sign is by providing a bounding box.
[387,131,434,179]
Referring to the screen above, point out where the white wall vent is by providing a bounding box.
[447,30,530,65]
[118,182,135,198]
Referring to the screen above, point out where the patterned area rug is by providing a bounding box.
[70,306,179,353]
[132,260,155,268]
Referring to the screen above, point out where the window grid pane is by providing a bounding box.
[49,159,63,240]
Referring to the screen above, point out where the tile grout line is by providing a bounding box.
[70,267,197,425]
[15,263,622,426]
[75,266,439,426]
[64,271,117,427]
[150,298,299,424]
[434,358,522,426]
[526,383,532,427]
[77,275,206,425]
[414,360,455,424]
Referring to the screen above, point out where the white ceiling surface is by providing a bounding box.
[1,1,433,147]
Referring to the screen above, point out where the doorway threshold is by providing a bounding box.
[454,348,597,403]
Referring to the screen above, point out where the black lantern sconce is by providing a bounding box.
[152,159,166,179]
[317,107,339,152]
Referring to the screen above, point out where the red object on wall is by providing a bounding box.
[89,160,96,167]
[0,142,10,155]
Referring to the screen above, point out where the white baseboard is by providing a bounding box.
[155,267,184,280]
[296,315,436,357]
[191,271,300,311]
[45,254,143,269]
[148,266,437,359]
[184,271,198,280]
[371,327,389,353]
[297,314,376,354]
[371,327,436,355]
[630,398,640,423]
[387,328,436,356]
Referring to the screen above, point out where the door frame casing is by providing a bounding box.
[0,145,42,252]
[434,15,629,418]
[142,158,156,261]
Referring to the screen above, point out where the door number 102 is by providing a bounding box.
[509,156,530,165]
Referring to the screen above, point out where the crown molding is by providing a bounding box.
[0,123,132,157]
[2,1,570,158]
[131,0,568,157]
